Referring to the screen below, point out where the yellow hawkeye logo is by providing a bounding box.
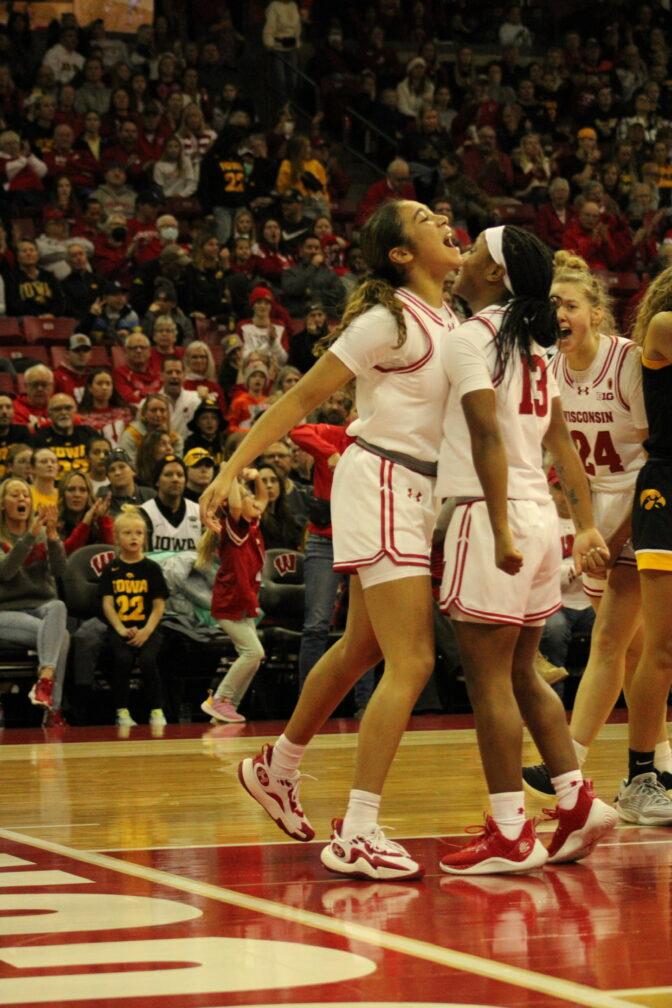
[640,488,667,510]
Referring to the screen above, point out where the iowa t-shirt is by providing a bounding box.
[98,556,169,629]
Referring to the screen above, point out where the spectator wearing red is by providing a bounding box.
[0,130,47,205]
[356,158,415,227]
[227,361,269,433]
[13,364,54,429]
[562,200,621,271]
[461,125,515,200]
[54,334,95,403]
[250,218,293,288]
[92,212,132,284]
[536,177,575,250]
[43,123,98,192]
[112,331,161,406]
[137,102,171,169]
[229,235,259,277]
[126,191,161,263]
[72,196,105,245]
[104,119,148,189]
[238,287,288,366]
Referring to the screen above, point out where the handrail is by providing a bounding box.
[269,51,393,171]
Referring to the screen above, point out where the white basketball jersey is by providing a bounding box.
[550,335,647,493]
[437,304,558,504]
[141,498,202,552]
[330,287,459,463]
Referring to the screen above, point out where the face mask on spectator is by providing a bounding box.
[160,226,179,241]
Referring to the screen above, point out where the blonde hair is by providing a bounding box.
[114,504,147,546]
[57,469,94,526]
[316,201,410,355]
[196,527,218,569]
[0,478,35,547]
[184,340,216,381]
[632,264,672,346]
[552,249,616,334]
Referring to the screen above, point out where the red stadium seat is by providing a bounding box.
[0,345,49,365]
[0,372,15,395]
[194,317,226,346]
[51,345,111,369]
[22,317,77,345]
[494,203,537,226]
[596,271,641,296]
[0,318,23,343]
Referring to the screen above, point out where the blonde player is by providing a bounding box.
[437,226,616,875]
[523,253,672,824]
[201,199,461,880]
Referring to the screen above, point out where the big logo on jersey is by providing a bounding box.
[640,488,667,510]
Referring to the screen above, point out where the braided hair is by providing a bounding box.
[316,200,410,355]
[496,226,559,373]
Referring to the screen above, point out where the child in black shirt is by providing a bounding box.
[98,504,169,731]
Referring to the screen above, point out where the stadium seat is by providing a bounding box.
[51,345,111,369]
[61,543,115,619]
[0,345,50,366]
[0,318,23,343]
[0,372,15,395]
[22,317,77,345]
[494,203,537,226]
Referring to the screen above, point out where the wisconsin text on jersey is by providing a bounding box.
[563,409,614,423]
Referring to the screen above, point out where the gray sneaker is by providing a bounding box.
[616,772,672,825]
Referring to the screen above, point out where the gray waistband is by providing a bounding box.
[355,437,438,477]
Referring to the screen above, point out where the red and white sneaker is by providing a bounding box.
[440,816,548,875]
[28,677,53,709]
[544,781,618,864]
[320,818,424,881]
[238,743,315,841]
[201,691,246,724]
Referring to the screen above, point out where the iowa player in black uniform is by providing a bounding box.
[616,267,672,824]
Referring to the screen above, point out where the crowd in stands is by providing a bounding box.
[0,0,670,726]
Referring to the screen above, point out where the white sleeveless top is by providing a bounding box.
[550,334,647,494]
[330,287,459,463]
[140,498,202,552]
[436,304,558,504]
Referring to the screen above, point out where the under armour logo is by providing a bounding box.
[577,385,590,395]
[407,488,423,502]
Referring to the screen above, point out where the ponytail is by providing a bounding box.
[496,226,559,372]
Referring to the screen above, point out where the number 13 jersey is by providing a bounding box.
[436,304,557,504]
[550,333,647,494]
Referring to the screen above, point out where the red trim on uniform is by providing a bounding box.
[614,341,633,411]
[440,504,472,610]
[385,460,433,562]
[592,335,618,388]
[397,287,443,325]
[447,599,526,625]
[373,303,434,373]
[523,600,562,623]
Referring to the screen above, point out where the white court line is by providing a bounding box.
[0,827,641,1008]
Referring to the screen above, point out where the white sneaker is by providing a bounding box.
[320,818,424,880]
[149,709,167,727]
[116,708,137,728]
[616,772,672,825]
[238,743,315,841]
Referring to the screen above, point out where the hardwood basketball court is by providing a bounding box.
[1,714,671,1008]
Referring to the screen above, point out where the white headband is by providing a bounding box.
[484,226,513,294]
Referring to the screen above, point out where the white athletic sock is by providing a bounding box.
[654,740,672,774]
[572,739,589,767]
[489,791,526,839]
[551,769,584,810]
[341,789,381,840]
[269,734,306,779]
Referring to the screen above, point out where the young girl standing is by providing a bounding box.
[98,506,169,730]
[198,470,268,724]
[201,199,461,880]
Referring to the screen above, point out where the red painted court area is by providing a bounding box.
[0,825,670,1008]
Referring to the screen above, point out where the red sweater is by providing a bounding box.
[211,513,264,620]
[290,423,354,537]
[62,516,114,555]
[112,364,162,405]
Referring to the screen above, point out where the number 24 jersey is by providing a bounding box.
[550,334,647,493]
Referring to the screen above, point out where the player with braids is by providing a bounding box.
[201,199,461,880]
[437,226,617,874]
[522,252,672,823]
[616,265,672,822]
